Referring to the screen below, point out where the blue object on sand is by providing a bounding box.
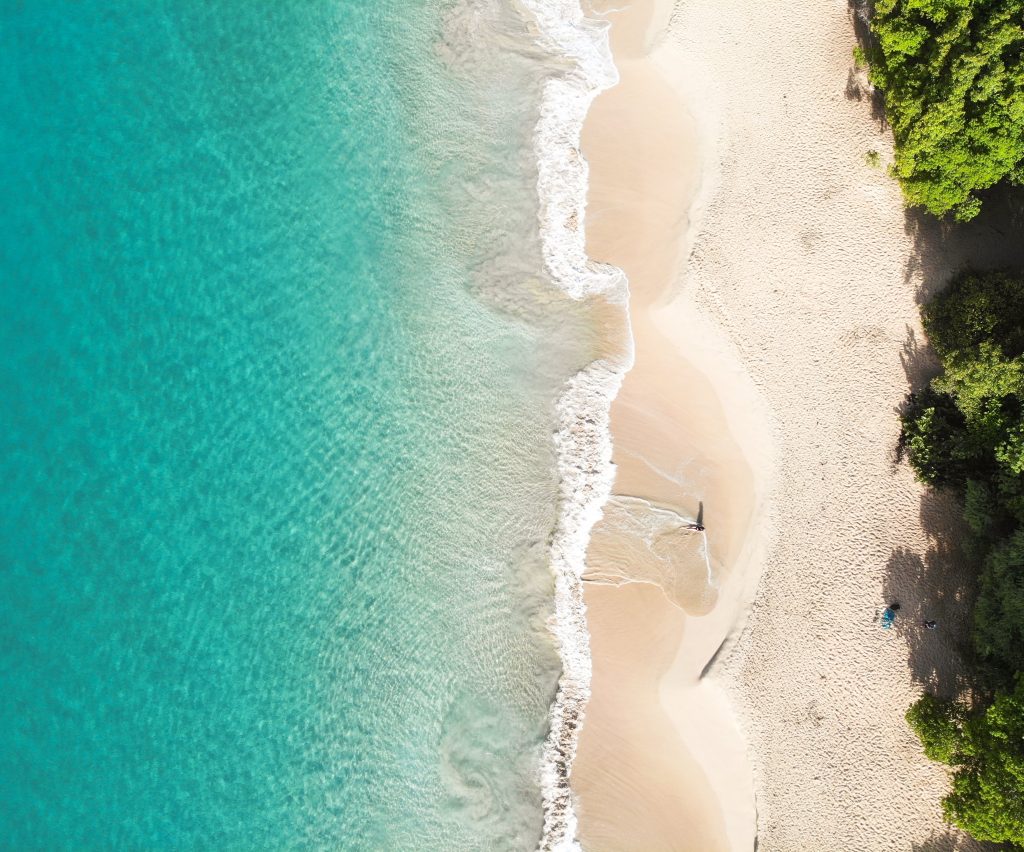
[881,607,896,629]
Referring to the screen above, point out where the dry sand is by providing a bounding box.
[571,0,1024,849]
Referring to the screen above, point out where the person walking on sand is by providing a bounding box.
[923,619,937,630]
[686,522,704,532]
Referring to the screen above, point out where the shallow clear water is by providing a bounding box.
[1,2,592,847]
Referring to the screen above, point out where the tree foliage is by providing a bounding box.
[907,692,966,763]
[974,530,1024,672]
[868,0,1024,219]
[903,271,1024,673]
[903,270,1024,845]
[907,680,1024,845]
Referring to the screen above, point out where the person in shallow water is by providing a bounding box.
[688,501,706,531]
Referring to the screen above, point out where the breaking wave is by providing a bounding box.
[514,2,633,849]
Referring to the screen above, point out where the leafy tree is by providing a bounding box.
[903,270,1024,844]
[909,679,1024,846]
[867,0,1024,220]
[907,632,1024,847]
[907,693,966,762]
[902,386,976,485]
[905,272,1024,515]
[974,530,1024,672]
[922,271,1024,362]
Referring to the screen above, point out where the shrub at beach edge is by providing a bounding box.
[867,0,1024,220]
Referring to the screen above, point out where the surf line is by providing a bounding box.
[517,1,633,850]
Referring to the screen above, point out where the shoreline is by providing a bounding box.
[569,0,771,848]
[547,0,1024,848]
[519,2,631,848]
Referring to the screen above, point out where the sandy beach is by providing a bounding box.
[572,0,768,848]
[572,0,1024,849]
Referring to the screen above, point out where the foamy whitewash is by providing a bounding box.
[516,2,633,849]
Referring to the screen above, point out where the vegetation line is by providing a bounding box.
[856,0,1024,845]
[866,0,1024,220]
[901,272,1024,845]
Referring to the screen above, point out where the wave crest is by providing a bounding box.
[517,2,632,849]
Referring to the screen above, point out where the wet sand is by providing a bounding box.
[571,0,769,848]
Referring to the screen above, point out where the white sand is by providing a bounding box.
[571,0,1024,849]
[572,0,768,848]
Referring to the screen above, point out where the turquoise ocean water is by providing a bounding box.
[1,2,594,848]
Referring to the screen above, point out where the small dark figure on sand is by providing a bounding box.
[923,620,937,630]
[881,603,900,629]
[689,501,706,532]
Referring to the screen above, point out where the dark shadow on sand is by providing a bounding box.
[883,184,1023,852]
[841,6,1021,848]
[883,175,1024,694]
[882,488,977,701]
[845,0,888,124]
[901,184,1024,306]
[883,183,1024,703]
[879,499,1004,844]
[909,831,1005,852]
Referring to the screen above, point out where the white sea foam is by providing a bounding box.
[586,496,720,614]
[514,2,632,849]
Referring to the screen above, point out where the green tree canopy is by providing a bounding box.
[903,270,1024,846]
[868,0,1024,220]
[908,679,1024,846]
[903,271,1024,673]
[974,530,1024,672]
[905,272,1024,528]
[907,692,967,763]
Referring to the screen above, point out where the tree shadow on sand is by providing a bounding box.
[885,293,980,700]
[896,324,940,395]
[845,0,888,125]
[841,9,1021,847]
[881,179,1023,852]
[910,831,1002,852]
[883,489,978,700]
[890,324,941,473]
[885,182,1024,702]
[901,184,1024,305]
